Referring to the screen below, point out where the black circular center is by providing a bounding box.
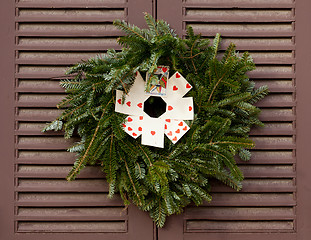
[143,96,167,118]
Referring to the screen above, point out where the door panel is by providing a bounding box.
[157,0,297,239]
[0,0,154,239]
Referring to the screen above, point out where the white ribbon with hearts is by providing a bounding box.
[115,69,194,148]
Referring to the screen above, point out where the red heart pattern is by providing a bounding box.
[164,120,190,144]
[116,70,194,146]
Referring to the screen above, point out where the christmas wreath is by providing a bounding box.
[43,13,268,227]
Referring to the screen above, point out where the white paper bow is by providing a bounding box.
[115,70,194,148]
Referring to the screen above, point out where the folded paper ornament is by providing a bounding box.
[115,67,194,148]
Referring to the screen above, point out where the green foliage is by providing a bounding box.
[43,13,268,227]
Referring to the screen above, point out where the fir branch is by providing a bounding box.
[66,100,112,181]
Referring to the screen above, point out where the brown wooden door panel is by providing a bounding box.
[157,0,299,239]
[0,0,155,239]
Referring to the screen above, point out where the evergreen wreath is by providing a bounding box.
[43,13,269,227]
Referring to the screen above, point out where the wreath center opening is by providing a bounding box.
[143,96,167,118]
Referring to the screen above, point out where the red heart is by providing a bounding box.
[128,127,132,131]
[176,73,181,78]
[128,117,133,122]
[168,106,173,111]
[165,124,167,129]
[151,131,156,136]
[122,124,126,128]
[172,136,177,141]
[135,71,138,76]
[183,126,187,131]
[166,119,171,122]
[176,129,180,134]
[117,99,122,104]
[138,127,142,131]
[173,86,178,91]
[126,101,131,107]
[132,132,137,137]
[137,103,142,108]
[162,67,167,72]
[189,106,192,111]
[139,116,143,120]
[167,131,172,136]
[186,83,191,89]
[178,122,183,126]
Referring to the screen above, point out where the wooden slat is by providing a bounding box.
[211,179,296,193]
[17,2,127,9]
[203,193,296,206]
[16,193,125,206]
[17,221,127,233]
[16,30,123,37]
[185,220,294,232]
[16,216,128,221]
[183,3,295,9]
[16,16,126,23]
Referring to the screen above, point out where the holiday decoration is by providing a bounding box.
[115,68,193,148]
[43,13,268,227]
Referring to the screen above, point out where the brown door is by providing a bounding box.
[1,0,311,239]
[0,0,155,239]
[157,0,311,239]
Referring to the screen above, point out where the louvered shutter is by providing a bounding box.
[12,0,154,238]
[158,0,297,239]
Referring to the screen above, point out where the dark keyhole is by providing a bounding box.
[143,96,167,118]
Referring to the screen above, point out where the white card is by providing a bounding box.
[166,71,192,98]
[164,119,190,144]
[161,97,194,120]
[122,115,144,139]
[115,91,148,116]
[141,117,165,148]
